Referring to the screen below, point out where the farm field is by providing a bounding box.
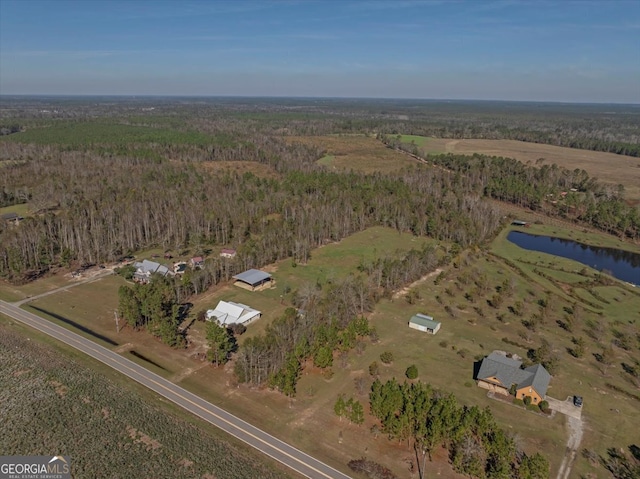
[407,136,640,201]
[286,135,417,173]
[0,317,293,479]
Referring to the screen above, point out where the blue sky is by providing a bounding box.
[1,0,639,102]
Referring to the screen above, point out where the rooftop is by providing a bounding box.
[233,269,272,286]
[409,314,441,330]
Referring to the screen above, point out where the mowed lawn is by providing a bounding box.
[286,135,417,173]
[404,136,640,202]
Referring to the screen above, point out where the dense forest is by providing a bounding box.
[0,136,502,280]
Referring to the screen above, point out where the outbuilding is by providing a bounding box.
[408,313,441,334]
[233,269,272,291]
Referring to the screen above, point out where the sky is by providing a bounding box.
[0,0,639,102]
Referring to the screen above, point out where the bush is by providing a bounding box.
[369,361,380,377]
[379,351,393,364]
[523,396,532,406]
[228,323,246,335]
[539,400,550,412]
[405,365,418,379]
[513,398,525,407]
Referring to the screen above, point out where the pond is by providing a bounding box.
[507,231,640,286]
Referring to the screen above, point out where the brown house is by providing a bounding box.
[476,351,551,404]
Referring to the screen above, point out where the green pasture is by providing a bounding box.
[397,134,431,147]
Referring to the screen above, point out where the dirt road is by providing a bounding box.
[556,414,584,479]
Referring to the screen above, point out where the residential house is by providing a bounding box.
[220,248,237,259]
[206,301,261,326]
[476,351,551,404]
[408,313,441,334]
[190,256,204,269]
[133,259,171,284]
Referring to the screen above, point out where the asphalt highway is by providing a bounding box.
[0,300,352,479]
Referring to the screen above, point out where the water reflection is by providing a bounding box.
[507,231,640,285]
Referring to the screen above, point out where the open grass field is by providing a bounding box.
[286,135,416,173]
[409,136,640,202]
[0,317,293,479]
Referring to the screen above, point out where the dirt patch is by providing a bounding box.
[393,268,443,299]
[48,380,68,397]
[127,426,162,451]
[12,369,31,377]
[101,407,110,419]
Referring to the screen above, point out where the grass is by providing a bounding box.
[0,316,293,479]
[0,202,31,218]
[286,135,416,173]
[0,273,71,302]
[397,134,432,147]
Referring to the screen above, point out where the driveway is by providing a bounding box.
[546,395,582,419]
[546,396,584,479]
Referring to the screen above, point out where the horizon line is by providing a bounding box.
[1,94,638,107]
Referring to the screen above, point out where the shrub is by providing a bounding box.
[539,400,550,412]
[369,361,380,377]
[379,351,393,364]
[523,395,532,406]
[405,365,418,379]
[513,398,525,407]
[439,340,448,348]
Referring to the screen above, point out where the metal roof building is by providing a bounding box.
[233,269,272,291]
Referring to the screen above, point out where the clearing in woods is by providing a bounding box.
[286,135,417,173]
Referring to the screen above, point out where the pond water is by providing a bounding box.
[507,231,640,286]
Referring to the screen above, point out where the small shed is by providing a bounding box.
[409,313,441,335]
[511,220,527,227]
[233,269,272,291]
[220,248,237,259]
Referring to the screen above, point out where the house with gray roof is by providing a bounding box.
[133,259,171,284]
[477,351,551,404]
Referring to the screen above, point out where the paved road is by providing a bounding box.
[0,300,351,479]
